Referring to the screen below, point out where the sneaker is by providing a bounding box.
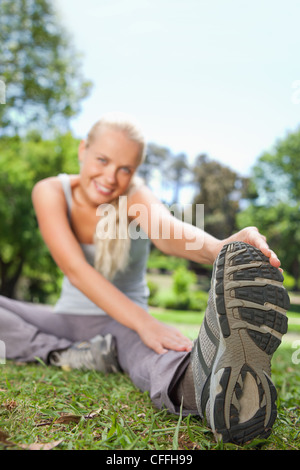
[191,241,289,444]
[49,334,121,373]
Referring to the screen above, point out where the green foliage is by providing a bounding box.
[0,0,92,136]
[153,289,208,312]
[147,279,159,303]
[147,248,188,272]
[148,268,208,312]
[283,272,296,291]
[172,266,197,295]
[165,152,191,204]
[252,127,300,206]
[0,134,80,299]
[238,202,300,289]
[138,143,171,186]
[154,290,191,310]
[187,290,209,311]
[192,154,249,239]
[238,126,300,289]
[0,0,92,299]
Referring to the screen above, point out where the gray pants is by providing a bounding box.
[0,295,196,416]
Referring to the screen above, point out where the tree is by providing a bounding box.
[237,127,300,289]
[251,128,300,205]
[138,142,171,186]
[165,152,190,204]
[0,0,92,136]
[0,0,92,299]
[238,202,300,290]
[0,133,80,299]
[192,154,249,240]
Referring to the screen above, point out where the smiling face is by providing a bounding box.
[78,127,142,207]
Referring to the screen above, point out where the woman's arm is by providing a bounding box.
[31,178,193,354]
[128,185,281,269]
[128,185,219,263]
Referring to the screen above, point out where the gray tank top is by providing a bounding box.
[54,173,150,315]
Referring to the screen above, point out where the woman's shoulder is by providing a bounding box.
[127,180,162,208]
[32,174,79,194]
[31,175,79,215]
[32,175,61,197]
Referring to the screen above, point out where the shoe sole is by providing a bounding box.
[210,242,289,444]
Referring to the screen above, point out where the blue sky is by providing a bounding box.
[54,0,300,181]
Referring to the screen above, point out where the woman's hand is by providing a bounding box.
[137,316,194,355]
[220,226,282,270]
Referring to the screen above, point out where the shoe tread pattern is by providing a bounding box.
[214,365,277,444]
[212,242,289,444]
[216,242,289,349]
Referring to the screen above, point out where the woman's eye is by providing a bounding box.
[121,167,131,174]
[97,157,107,163]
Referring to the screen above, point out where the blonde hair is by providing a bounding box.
[91,112,146,280]
[86,111,146,164]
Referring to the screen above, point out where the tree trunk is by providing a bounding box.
[0,257,24,298]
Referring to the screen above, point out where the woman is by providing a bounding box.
[0,112,289,444]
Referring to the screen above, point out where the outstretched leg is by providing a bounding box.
[190,242,289,444]
[0,296,120,372]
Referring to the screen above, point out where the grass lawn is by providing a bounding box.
[0,305,299,451]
